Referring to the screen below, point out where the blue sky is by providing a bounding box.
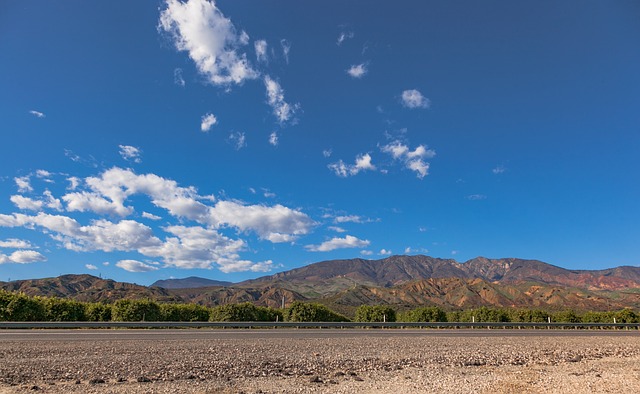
[1,0,639,285]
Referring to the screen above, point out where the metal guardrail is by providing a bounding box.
[0,321,639,329]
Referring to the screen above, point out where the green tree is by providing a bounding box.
[399,306,447,322]
[283,301,350,322]
[43,298,86,321]
[85,302,113,322]
[161,303,210,322]
[112,299,161,321]
[355,305,397,322]
[4,293,46,321]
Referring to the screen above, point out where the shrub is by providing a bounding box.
[3,293,46,321]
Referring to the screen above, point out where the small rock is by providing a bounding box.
[74,380,81,385]
[137,376,152,383]
[568,355,583,363]
[89,378,105,384]
[309,375,323,383]
[116,377,127,383]
[353,376,364,382]
[30,386,39,391]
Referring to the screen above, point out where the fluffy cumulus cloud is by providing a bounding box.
[381,141,435,179]
[328,153,375,177]
[15,176,33,193]
[0,166,316,273]
[347,63,367,78]
[264,75,298,124]
[85,264,98,270]
[401,89,430,109]
[0,250,46,264]
[118,145,142,163]
[116,259,159,273]
[200,112,218,132]
[306,235,370,252]
[159,0,258,86]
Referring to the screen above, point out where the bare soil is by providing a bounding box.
[1,330,639,393]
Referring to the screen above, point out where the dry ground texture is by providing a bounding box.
[0,329,639,393]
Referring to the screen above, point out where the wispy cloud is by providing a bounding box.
[85,264,98,270]
[467,194,487,200]
[200,113,218,132]
[328,153,376,177]
[0,238,35,249]
[228,131,246,150]
[254,39,268,63]
[337,30,354,46]
[269,131,278,146]
[492,165,506,174]
[118,145,142,163]
[14,176,33,193]
[264,75,298,124]
[401,89,430,109]
[159,0,258,86]
[280,39,290,63]
[29,110,45,118]
[347,63,368,78]
[174,68,185,86]
[305,235,370,252]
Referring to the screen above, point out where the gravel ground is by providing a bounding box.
[1,330,639,393]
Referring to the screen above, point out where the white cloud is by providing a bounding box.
[10,195,43,211]
[208,200,314,242]
[67,177,80,190]
[264,75,298,124]
[305,234,370,252]
[322,149,332,158]
[15,176,33,193]
[347,63,367,78]
[492,165,506,174]
[159,0,258,86]
[116,259,159,273]
[142,212,162,221]
[85,264,98,270]
[336,31,354,45]
[0,250,46,264]
[102,261,110,266]
[254,39,268,62]
[0,239,34,249]
[379,249,392,255]
[280,39,290,63]
[200,113,218,132]
[360,250,373,256]
[217,259,274,273]
[118,145,142,163]
[328,226,346,233]
[334,215,364,224]
[35,170,52,179]
[174,67,186,86]
[401,89,430,109]
[269,131,278,146]
[381,140,435,179]
[328,153,375,177]
[29,110,45,118]
[228,131,246,150]
[467,194,487,200]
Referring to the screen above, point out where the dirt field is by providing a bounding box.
[1,329,639,393]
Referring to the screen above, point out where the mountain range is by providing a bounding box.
[3,255,640,313]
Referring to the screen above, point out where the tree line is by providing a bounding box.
[1,290,637,323]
